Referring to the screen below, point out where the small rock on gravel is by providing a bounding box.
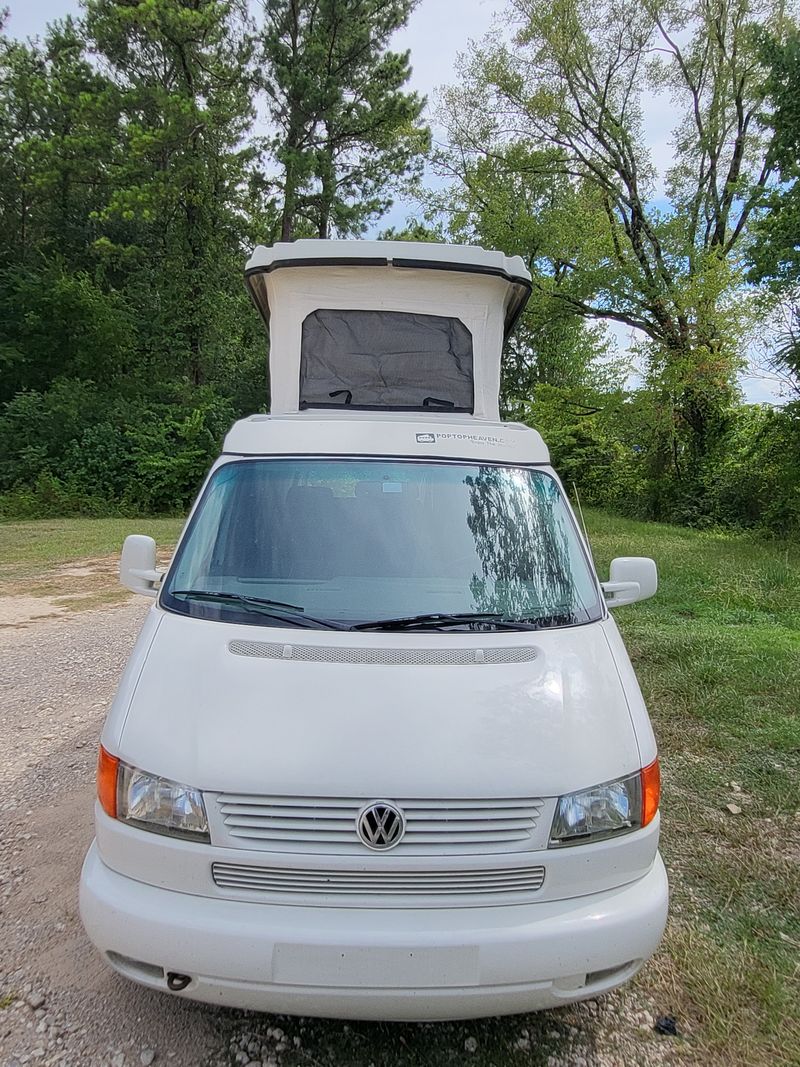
[140,1050,156,1066]
[654,1014,680,1036]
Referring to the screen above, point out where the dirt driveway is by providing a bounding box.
[0,597,680,1067]
[0,600,228,1066]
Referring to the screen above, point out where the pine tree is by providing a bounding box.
[260,0,429,240]
[84,0,257,386]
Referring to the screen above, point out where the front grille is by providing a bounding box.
[211,861,546,906]
[214,795,545,855]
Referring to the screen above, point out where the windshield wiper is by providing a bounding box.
[351,612,547,632]
[169,590,349,630]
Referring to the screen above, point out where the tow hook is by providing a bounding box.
[166,972,192,992]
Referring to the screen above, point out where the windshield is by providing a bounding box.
[161,459,603,630]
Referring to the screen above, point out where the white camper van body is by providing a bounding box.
[79,241,667,1021]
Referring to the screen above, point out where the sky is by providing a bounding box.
[7,0,785,403]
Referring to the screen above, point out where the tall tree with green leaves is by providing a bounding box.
[436,140,619,406]
[260,0,429,240]
[84,0,257,387]
[0,15,132,400]
[748,26,800,394]
[441,0,792,467]
[0,15,115,269]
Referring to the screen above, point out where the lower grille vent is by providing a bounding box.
[211,862,546,907]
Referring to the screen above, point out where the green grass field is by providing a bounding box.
[1,510,798,1064]
[0,517,184,610]
[586,510,800,1064]
[0,516,183,574]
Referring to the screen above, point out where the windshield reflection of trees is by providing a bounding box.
[464,468,576,620]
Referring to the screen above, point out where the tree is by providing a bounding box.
[377,219,445,242]
[260,0,429,240]
[0,0,429,515]
[0,16,129,400]
[441,0,792,467]
[0,16,117,270]
[433,140,619,408]
[84,0,258,386]
[748,27,800,392]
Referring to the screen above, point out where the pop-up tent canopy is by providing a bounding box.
[244,240,531,421]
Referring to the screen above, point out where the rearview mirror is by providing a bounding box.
[602,556,658,608]
[120,535,163,598]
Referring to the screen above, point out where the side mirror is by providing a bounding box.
[602,556,658,608]
[120,535,163,598]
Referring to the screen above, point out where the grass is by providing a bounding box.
[1,510,798,1064]
[0,516,183,574]
[585,509,800,1065]
[0,516,183,611]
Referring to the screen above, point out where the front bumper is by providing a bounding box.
[80,843,668,1021]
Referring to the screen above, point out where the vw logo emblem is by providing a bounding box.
[356,801,406,851]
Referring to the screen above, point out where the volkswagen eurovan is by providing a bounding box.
[79,240,667,1020]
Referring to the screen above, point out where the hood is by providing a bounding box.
[115,611,641,798]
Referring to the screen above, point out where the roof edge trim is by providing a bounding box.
[244,257,532,338]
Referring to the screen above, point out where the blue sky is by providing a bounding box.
[7,0,784,403]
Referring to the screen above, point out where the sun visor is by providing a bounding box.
[245,240,531,420]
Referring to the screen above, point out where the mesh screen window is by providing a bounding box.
[299,309,474,412]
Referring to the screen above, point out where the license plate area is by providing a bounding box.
[273,944,480,988]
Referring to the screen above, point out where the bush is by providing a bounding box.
[524,385,800,538]
[523,385,649,515]
[701,404,800,534]
[0,380,235,518]
[0,472,111,519]
[122,391,236,513]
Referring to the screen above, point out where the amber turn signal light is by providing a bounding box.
[641,757,660,827]
[97,745,119,819]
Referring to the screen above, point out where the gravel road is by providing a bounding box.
[0,601,680,1067]
[0,601,232,1067]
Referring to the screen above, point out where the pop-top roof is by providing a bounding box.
[245,240,532,420]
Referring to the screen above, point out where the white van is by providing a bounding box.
[79,240,667,1021]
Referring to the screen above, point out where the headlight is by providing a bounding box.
[549,760,659,847]
[97,746,209,841]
